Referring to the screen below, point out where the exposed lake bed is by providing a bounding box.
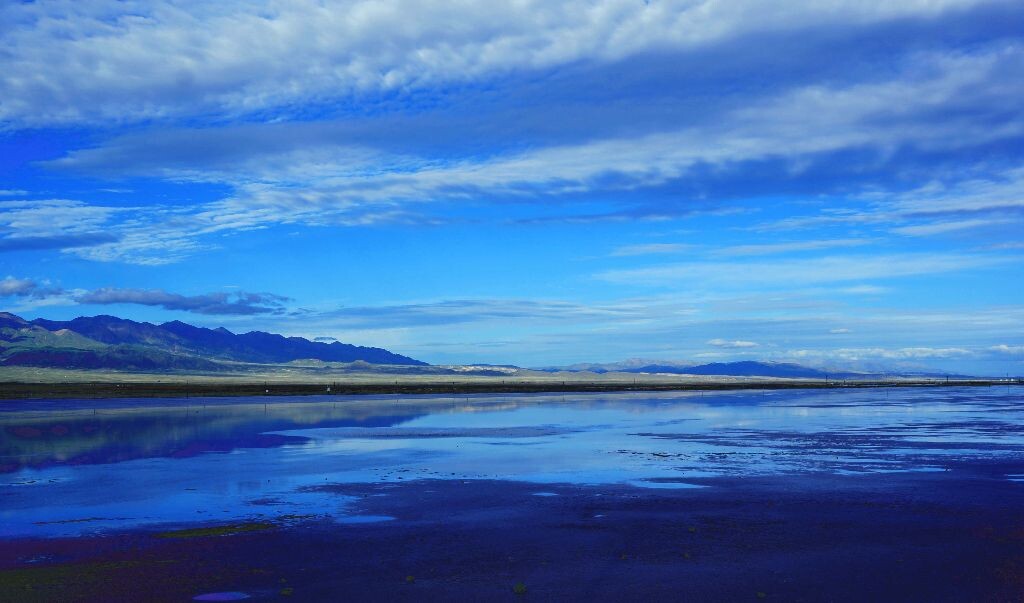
[2,387,1023,601]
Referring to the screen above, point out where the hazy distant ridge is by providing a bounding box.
[538,359,957,379]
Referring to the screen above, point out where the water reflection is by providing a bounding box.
[1,387,1022,538]
[0,398,427,473]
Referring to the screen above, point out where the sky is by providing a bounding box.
[1,0,1023,375]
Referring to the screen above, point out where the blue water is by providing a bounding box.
[1,387,1022,538]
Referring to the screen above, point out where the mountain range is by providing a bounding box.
[542,358,962,379]
[1,312,962,378]
[0,312,424,370]
[540,359,868,379]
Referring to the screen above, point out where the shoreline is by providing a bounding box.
[0,378,1016,400]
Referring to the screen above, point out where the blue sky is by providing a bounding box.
[1,0,1023,374]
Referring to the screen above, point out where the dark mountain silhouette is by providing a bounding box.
[1,312,425,370]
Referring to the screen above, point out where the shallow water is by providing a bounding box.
[1,386,1022,538]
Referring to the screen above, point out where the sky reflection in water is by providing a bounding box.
[1,387,1022,537]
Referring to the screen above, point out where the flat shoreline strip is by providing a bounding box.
[0,379,1018,400]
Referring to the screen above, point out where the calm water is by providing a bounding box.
[2,387,1022,538]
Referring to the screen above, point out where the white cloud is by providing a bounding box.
[610,243,691,257]
[892,217,1011,236]
[839,285,887,295]
[0,278,290,316]
[0,0,990,126]
[0,276,71,301]
[713,238,870,257]
[597,253,1013,287]
[232,295,1024,367]
[0,276,40,297]
[789,346,974,360]
[829,328,852,334]
[762,164,1024,234]
[32,41,1024,264]
[0,199,125,236]
[77,287,289,315]
[984,242,1024,250]
[707,338,758,348]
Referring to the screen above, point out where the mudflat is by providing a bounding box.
[2,387,1023,601]
[3,468,1024,602]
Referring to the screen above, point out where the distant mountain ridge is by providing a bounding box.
[622,361,863,379]
[541,358,969,379]
[1,312,969,378]
[0,312,425,370]
[542,359,872,379]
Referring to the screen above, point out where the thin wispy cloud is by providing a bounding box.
[759,165,1024,239]
[313,298,689,330]
[891,218,1012,236]
[76,288,291,316]
[792,347,974,360]
[0,233,119,252]
[712,238,870,257]
[610,243,692,257]
[0,279,290,316]
[707,338,759,348]
[597,253,1016,287]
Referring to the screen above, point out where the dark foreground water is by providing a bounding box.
[3,386,1023,537]
[2,386,1024,601]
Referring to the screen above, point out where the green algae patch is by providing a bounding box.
[156,522,276,539]
[0,560,140,603]
[33,517,107,525]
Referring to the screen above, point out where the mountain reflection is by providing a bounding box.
[0,401,426,472]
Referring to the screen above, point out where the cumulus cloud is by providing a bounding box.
[75,288,291,315]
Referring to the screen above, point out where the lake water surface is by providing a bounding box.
[2,386,1022,538]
